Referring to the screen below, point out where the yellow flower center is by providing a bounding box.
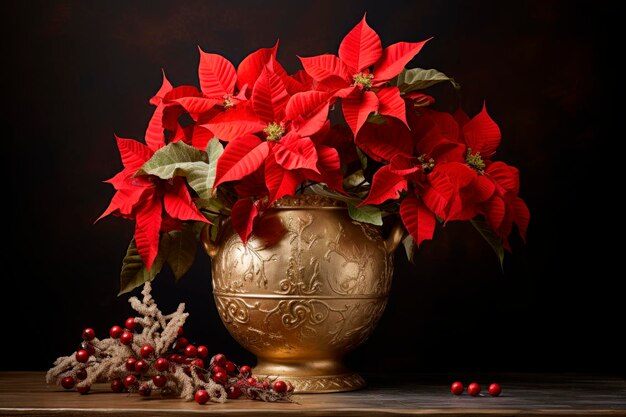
[418,154,435,173]
[223,96,234,109]
[263,122,285,141]
[466,148,486,173]
[353,72,374,89]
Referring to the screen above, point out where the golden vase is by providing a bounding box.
[202,195,403,393]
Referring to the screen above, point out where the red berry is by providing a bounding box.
[155,357,169,372]
[197,345,209,359]
[184,345,198,357]
[177,327,184,336]
[109,325,123,339]
[451,381,464,395]
[213,371,228,385]
[111,378,124,393]
[224,361,236,374]
[123,375,137,388]
[227,385,242,399]
[176,337,189,350]
[153,375,167,388]
[488,383,502,397]
[120,331,133,345]
[212,365,225,375]
[135,359,149,373]
[172,354,185,364]
[138,383,151,397]
[247,377,256,385]
[77,384,91,395]
[262,379,271,390]
[140,344,155,358]
[239,365,252,377]
[191,358,205,369]
[195,389,209,404]
[75,349,89,363]
[61,376,75,389]
[125,317,137,330]
[273,380,287,393]
[212,353,227,367]
[125,357,137,372]
[76,369,87,380]
[82,328,95,341]
[468,382,481,397]
[84,344,96,355]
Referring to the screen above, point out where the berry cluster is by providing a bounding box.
[451,381,501,397]
[46,283,293,403]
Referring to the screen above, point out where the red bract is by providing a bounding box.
[299,14,429,137]
[211,59,342,204]
[98,76,209,270]
[98,137,208,269]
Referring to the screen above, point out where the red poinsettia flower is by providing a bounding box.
[167,49,251,148]
[211,59,339,200]
[450,106,530,247]
[359,104,528,247]
[207,59,346,244]
[299,15,429,137]
[196,43,313,143]
[98,137,208,270]
[360,117,477,246]
[98,76,209,270]
[156,45,303,151]
[480,162,530,249]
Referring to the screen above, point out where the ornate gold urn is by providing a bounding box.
[202,195,403,393]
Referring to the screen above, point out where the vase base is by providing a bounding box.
[257,371,366,393]
[254,358,366,393]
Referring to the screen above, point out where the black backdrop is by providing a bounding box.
[4,0,622,375]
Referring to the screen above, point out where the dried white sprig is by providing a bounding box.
[46,282,231,402]
[47,282,293,403]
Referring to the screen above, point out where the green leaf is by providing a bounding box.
[210,223,219,242]
[471,218,505,269]
[308,184,384,225]
[136,142,208,178]
[182,163,211,198]
[166,226,197,281]
[205,138,224,195]
[343,170,368,190]
[119,237,169,295]
[402,234,416,264]
[366,113,387,125]
[347,202,383,226]
[309,184,360,204]
[191,221,208,237]
[356,147,368,170]
[391,68,460,93]
[195,197,226,215]
[142,139,224,200]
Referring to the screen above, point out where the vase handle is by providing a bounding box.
[385,221,405,254]
[201,223,219,258]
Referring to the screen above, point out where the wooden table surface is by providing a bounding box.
[1,372,625,416]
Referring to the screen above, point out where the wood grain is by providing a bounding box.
[1,372,625,416]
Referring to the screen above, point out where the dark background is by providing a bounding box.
[4,1,621,376]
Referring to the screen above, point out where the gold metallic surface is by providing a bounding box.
[203,195,403,393]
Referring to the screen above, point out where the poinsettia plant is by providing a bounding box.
[99,15,529,294]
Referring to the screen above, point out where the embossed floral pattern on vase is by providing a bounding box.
[207,195,398,392]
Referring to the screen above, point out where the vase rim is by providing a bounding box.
[270,194,347,209]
